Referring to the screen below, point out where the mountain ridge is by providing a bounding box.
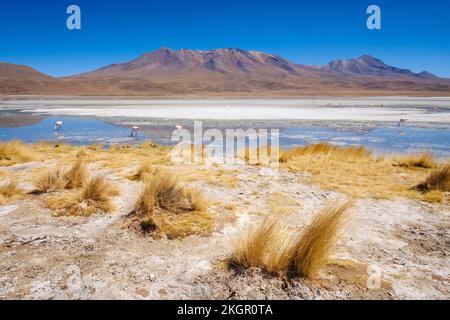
[1,48,449,96]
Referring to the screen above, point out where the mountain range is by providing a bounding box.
[1,48,449,96]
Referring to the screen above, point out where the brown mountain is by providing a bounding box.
[76,48,306,80]
[1,48,449,96]
[0,62,54,81]
[319,55,437,79]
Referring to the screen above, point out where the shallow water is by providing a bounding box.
[0,116,147,146]
[0,115,449,158]
[280,126,450,157]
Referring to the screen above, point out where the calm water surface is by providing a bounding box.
[0,115,449,157]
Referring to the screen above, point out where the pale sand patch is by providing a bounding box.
[1,97,450,122]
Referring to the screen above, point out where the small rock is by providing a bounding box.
[158,288,168,296]
[148,273,157,282]
[135,288,150,298]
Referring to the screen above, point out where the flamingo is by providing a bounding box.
[54,121,63,131]
[397,119,408,128]
[130,125,140,137]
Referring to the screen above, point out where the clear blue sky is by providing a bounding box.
[0,0,449,77]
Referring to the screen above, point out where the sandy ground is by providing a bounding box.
[0,159,448,300]
[1,97,450,122]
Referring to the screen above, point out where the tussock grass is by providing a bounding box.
[393,152,436,169]
[0,140,30,166]
[81,174,119,202]
[0,180,24,204]
[230,201,352,278]
[32,160,88,193]
[76,148,88,159]
[135,167,206,214]
[0,180,23,197]
[32,167,65,194]
[140,140,159,149]
[279,143,443,201]
[64,159,88,189]
[416,165,450,192]
[128,162,154,181]
[131,167,212,239]
[243,145,276,165]
[230,216,297,274]
[293,201,352,277]
[280,143,372,163]
[47,174,120,216]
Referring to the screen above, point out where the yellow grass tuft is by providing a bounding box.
[0,140,30,166]
[32,167,65,194]
[280,142,372,163]
[80,174,119,202]
[416,165,450,192]
[131,167,212,239]
[243,145,275,165]
[128,162,154,181]
[279,143,443,201]
[135,167,205,214]
[47,174,120,216]
[230,216,297,274]
[393,152,436,169]
[64,159,88,189]
[76,148,88,159]
[0,180,24,205]
[0,180,23,197]
[140,140,159,149]
[293,201,352,277]
[230,200,352,278]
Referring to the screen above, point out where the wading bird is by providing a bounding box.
[54,121,63,131]
[130,126,140,137]
[397,119,408,128]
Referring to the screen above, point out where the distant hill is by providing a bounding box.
[1,48,449,96]
[0,62,54,81]
[318,55,439,79]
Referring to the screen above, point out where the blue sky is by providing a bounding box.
[0,0,449,77]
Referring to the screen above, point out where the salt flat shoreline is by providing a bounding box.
[1,97,450,123]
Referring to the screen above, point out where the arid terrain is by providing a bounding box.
[1,48,450,97]
[0,140,448,300]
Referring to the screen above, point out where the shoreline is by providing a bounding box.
[1,97,450,123]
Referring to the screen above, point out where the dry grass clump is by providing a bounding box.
[243,145,276,165]
[0,141,30,166]
[32,167,65,194]
[0,180,23,197]
[32,160,88,193]
[64,159,88,189]
[230,216,297,274]
[135,168,206,214]
[416,165,450,193]
[230,200,352,278]
[393,152,436,169]
[131,167,212,239]
[77,174,120,213]
[279,143,372,163]
[140,140,159,149]
[279,143,441,201]
[0,180,24,204]
[292,201,352,277]
[128,162,154,181]
[76,148,88,159]
[47,174,120,216]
